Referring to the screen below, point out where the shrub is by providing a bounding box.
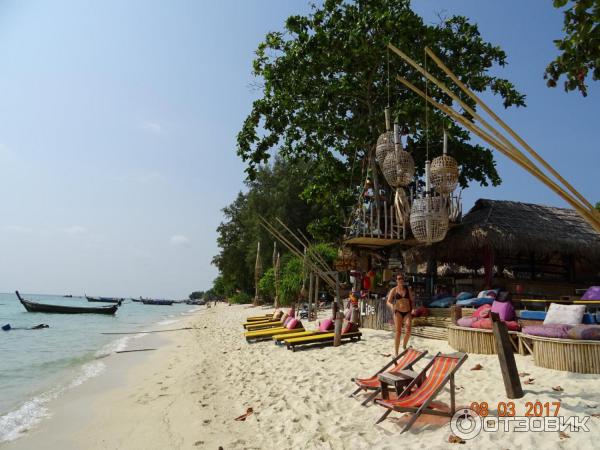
[229,292,253,304]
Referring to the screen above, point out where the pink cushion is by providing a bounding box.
[472,319,492,329]
[581,286,600,301]
[491,300,515,321]
[473,304,492,319]
[522,324,573,338]
[505,321,520,331]
[457,317,476,327]
[286,318,299,330]
[342,321,358,334]
[319,318,334,332]
[283,317,291,326]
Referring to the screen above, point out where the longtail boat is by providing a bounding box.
[16,291,119,315]
[85,295,123,304]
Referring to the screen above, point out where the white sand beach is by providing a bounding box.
[4,304,600,450]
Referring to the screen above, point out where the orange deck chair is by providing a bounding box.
[350,347,428,406]
[374,352,468,433]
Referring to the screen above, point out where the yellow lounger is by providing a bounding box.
[245,314,274,322]
[244,320,284,330]
[272,330,324,343]
[245,326,304,342]
[285,331,362,351]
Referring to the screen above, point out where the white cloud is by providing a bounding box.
[141,121,165,135]
[170,235,190,247]
[63,225,86,235]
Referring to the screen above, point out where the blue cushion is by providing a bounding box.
[456,292,474,301]
[456,298,477,306]
[472,297,495,307]
[517,310,546,320]
[517,310,596,324]
[596,312,600,324]
[429,297,454,308]
[583,313,596,324]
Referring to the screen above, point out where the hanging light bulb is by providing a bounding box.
[430,129,459,194]
[409,161,449,244]
[375,107,395,165]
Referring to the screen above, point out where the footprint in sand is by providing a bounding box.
[203,419,211,425]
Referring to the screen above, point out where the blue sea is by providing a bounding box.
[0,292,198,442]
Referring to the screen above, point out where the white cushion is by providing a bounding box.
[543,303,585,326]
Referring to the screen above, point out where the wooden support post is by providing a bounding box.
[314,275,320,320]
[334,272,343,346]
[450,305,462,325]
[308,271,314,322]
[491,312,524,399]
[384,200,388,238]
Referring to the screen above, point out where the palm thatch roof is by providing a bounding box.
[404,199,600,267]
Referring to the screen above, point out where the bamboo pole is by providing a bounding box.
[258,218,337,289]
[425,46,598,217]
[384,199,388,238]
[395,75,600,233]
[388,43,600,232]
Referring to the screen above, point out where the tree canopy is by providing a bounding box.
[545,0,600,96]
[237,0,525,236]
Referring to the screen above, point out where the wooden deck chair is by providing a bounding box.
[350,347,428,406]
[374,352,468,432]
[245,322,304,342]
[284,331,362,351]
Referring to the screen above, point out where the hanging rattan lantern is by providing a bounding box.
[409,162,449,244]
[430,130,459,195]
[375,107,395,165]
[382,123,415,187]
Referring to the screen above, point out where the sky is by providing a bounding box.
[0,1,597,298]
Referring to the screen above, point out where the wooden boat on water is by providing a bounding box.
[141,299,174,306]
[85,295,123,304]
[16,291,119,315]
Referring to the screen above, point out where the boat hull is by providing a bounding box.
[17,292,118,315]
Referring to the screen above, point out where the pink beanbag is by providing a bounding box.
[472,319,492,329]
[286,318,299,330]
[457,317,476,328]
[473,304,492,320]
[522,324,573,338]
[319,318,334,332]
[491,300,515,321]
[342,321,358,334]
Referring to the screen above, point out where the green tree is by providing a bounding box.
[595,201,600,212]
[545,0,600,96]
[212,158,332,296]
[258,267,277,302]
[237,0,525,236]
[279,256,305,306]
[189,291,204,300]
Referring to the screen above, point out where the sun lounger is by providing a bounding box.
[350,347,428,405]
[374,352,468,432]
[284,331,362,351]
[245,322,304,342]
[243,319,285,330]
[245,314,274,322]
[272,330,326,344]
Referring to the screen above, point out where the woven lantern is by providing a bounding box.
[382,123,414,187]
[375,107,395,164]
[430,130,459,194]
[409,162,449,244]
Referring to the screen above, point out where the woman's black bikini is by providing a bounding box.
[393,290,411,319]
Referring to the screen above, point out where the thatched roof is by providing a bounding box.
[404,199,600,267]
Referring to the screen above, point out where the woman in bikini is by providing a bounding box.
[386,273,414,355]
